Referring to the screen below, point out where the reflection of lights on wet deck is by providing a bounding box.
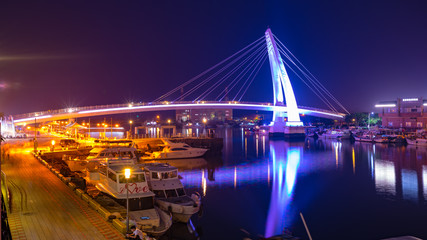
[402,169,418,202]
[374,160,396,196]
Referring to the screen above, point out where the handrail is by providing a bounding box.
[13,101,345,120]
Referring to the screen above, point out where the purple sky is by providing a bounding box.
[1,1,427,115]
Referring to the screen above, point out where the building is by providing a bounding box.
[176,109,232,123]
[375,97,427,129]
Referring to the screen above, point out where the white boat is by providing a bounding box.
[406,138,427,146]
[86,164,172,237]
[145,139,208,160]
[64,142,138,172]
[142,163,201,223]
[320,130,351,139]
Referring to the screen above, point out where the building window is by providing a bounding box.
[417,122,423,128]
[405,122,411,127]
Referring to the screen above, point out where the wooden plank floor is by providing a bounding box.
[2,150,124,240]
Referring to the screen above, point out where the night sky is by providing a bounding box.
[1,1,427,115]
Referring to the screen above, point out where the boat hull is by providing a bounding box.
[155,196,200,223]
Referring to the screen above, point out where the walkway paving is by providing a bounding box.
[2,147,124,240]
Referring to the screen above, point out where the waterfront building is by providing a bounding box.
[375,97,427,129]
[176,109,232,123]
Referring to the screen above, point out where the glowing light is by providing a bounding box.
[402,98,418,102]
[124,168,131,179]
[129,120,133,124]
[375,104,396,108]
[115,124,119,127]
[14,115,53,123]
[51,140,55,146]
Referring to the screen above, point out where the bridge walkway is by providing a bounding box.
[2,144,124,240]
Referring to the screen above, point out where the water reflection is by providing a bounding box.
[374,160,396,196]
[265,141,301,237]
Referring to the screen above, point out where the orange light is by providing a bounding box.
[115,124,119,127]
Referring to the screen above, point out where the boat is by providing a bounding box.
[64,140,139,172]
[144,139,208,160]
[406,138,427,146]
[320,130,351,139]
[142,163,202,223]
[86,163,172,237]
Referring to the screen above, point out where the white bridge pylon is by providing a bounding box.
[265,28,303,129]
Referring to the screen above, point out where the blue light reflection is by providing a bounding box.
[265,142,301,237]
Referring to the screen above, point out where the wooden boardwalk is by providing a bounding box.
[2,150,124,240]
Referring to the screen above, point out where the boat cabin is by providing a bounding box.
[143,163,186,199]
[98,164,154,211]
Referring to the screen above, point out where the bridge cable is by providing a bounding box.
[277,48,338,113]
[177,38,266,102]
[153,36,265,102]
[236,52,269,102]
[214,44,268,101]
[193,41,267,101]
[273,35,349,114]
[278,48,339,113]
[221,50,267,102]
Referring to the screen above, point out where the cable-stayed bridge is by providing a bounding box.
[12,28,348,135]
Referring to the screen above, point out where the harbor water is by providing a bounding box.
[175,128,427,239]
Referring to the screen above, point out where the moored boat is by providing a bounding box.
[142,163,202,223]
[85,163,172,236]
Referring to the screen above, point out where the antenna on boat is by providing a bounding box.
[300,212,313,240]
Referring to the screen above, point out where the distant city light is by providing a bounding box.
[375,104,396,108]
[402,98,418,102]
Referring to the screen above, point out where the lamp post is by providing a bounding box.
[125,168,131,234]
[129,120,133,139]
[202,117,207,137]
[51,140,55,152]
[368,112,374,129]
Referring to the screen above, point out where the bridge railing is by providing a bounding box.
[13,101,344,120]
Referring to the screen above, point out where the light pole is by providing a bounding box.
[202,117,207,137]
[34,117,38,152]
[368,112,374,129]
[129,120,133,139]
[124,168,131,234]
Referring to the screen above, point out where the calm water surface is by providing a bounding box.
[174,128,427,239]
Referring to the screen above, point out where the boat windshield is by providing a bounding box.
[176,188,186,196]
[165,189,178,198]
[161,171,177,179]
[118,173,146,183]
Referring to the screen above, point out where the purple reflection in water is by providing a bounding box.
[265,142,300,237]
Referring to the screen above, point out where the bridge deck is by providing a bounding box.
[2,140,124,240]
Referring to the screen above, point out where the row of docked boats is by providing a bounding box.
[309,127,427,146]
[62,138,207,237]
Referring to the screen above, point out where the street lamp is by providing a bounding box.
[202,117,207,137]
[129,120,133,139]
[124,168,131,234]
[51,140,55,152]
[368,112,374,129]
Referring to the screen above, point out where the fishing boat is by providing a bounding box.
[86,163,172,237]
[142,163,201,223]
